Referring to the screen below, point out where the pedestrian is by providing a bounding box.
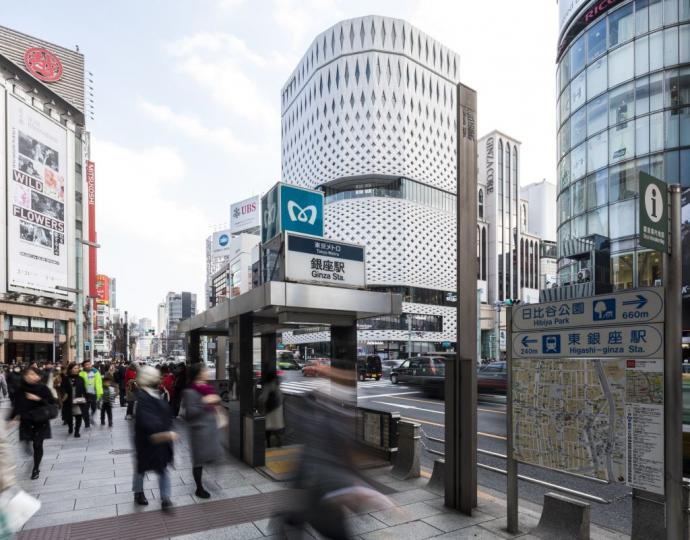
[8,367,57,480]
[115,361,127,407]
[60,363,88,437]
[100,376,117,427]
[0,368,8,400]
[124,362,138,420]
[133,366,176,512]
[259,368,285,448]
[183,364,222,499]
[79,359,103,423]
[7,366,21,408]
[160,365,174,405]
[171,364,186,418]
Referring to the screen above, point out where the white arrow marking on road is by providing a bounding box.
[373,401,444,415]
[357,391,421,399]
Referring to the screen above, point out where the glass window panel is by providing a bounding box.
[560,52,571,89]
[664,0,679,23]
[571,107,587,146]
[650,73,664,111]
[609,3,635,47]
[610,122,635,162]
[636,115,650,155]
[609,200,636,238]
[570,35,586,78]
[559,85,571,124]
[572,142,587,180]
[588,205,609,236]
[682,0,690,20]
[572,215,587,237]
[559,153,571,190]
[610,161,638,201]
[637,0,650,33]
[559,188,571,222]
[665,150,679,182]
[587,169,609,209]
[664,26,679,66]
[681,25,690,62]
[650,0,664,29]
[559,119,571,158]
[588,131,609,172]
[572,179,586,215]
[680,107,690,145]
[635,36,649,77]
[609,82,635,125]
[650,153,665,177]
[588,19,607,61]
[608,42,634,87]
[650,31,664,71]
[571,71,586,111]
[680,148,690,187]
[636,77,650,115]
[588,94,609,135]
[666,108,680,150]
[587,56,608,98]
[638,251,663,287]
[611,252,634,290]
[558,221,571,245]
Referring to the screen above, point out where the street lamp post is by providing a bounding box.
[494,301,502,363]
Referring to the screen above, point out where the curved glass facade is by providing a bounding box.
[556,0,689,290]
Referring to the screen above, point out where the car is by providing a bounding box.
[277,351,301,370]
[302,358,330,377]
[390,356,446,397]
[477,361,507,394]
[381,359,404,376]
[357,355,382,381]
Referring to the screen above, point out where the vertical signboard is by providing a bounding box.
[86,160,96,298]
[6,96,69,295]
[95,274,109,305]
[261,183,324,243]
[639,172,668,252]
[261,185,279,243]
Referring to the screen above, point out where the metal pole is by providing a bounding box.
[407,314,412,359]
[124,310,129,364]
[494,302,501,363]
[75,238,83,364]
[664,184,682,540]
[88,297,94,363]
[506,306,518,533]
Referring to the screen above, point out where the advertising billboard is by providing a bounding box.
[95,274,109,305]
[86,160,97,298]
[6,96,69,295]
[212,229,232,256]
[230,195,260,234]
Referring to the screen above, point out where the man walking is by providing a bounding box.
[79,359,103,427]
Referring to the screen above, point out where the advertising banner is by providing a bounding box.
[6,96,69,295]
[95,274,109,305]
[284,232,365,288]
[230,195,260,234]
[212,229,232,256]
[86,160,97,298]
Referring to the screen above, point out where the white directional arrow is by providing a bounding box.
[374,401,443,415]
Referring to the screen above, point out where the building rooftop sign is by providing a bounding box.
[24,47,62,82]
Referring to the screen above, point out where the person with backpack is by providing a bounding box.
[8,367,57,480]
[182,364,222,499]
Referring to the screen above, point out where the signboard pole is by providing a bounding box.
[664,184,682,539]
[506,306,518,533]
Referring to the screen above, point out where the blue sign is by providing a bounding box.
[218,233,229,247]
[592,298,616,321]
[261,183,324,243]
[542,335,561,354]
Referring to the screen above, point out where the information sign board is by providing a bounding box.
[639,172,668,252]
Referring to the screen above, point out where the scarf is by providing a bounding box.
[190,382,216,411]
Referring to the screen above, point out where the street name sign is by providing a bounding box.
[639,172,668,252]
[512,288,664,331]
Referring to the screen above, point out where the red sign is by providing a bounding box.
[23,47,63,83]
[86,161,97,302]
[95,274,109,305]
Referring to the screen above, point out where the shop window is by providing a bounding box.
[587,56,608,99]
[611,252,634,290]
[588,18,607,62]
[609,2,635,48]
[587,169,609,209]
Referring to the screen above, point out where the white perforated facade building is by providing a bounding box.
[280,16,461,357]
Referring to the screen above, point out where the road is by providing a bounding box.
[278,369,633,535]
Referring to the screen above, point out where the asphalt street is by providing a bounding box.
[278,369,633,535]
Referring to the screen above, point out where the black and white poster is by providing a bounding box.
[7,97,68,293]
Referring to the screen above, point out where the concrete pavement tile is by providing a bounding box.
[430,525,508,539]
[25,480,81,494]
[38,484,116,502]
[190,484,260,503]
[360,520,443,540]
[23,505,118,530]
[169,522,264,540]
[376,478,428,491]
[213,474,254,489]
[421,510,495,533]
[370,501,444,527]
[150,482,201,499]
[478,515,540,539]
[74,489,155,510]
[237,470,267,483]
[117,494,195,516]
[254,481,289,493]
[34,498,76,516]
[344,514,388,535]
[389,488,438,505]
[79,476,124,488]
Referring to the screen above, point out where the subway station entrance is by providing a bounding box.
[179,280,401,467]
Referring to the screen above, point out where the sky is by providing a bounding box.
[4,0,559,324]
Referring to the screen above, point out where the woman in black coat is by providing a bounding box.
[133,366,177,512]
[60,363,88,437]
[9,367,56,480]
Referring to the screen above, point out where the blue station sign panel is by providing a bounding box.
[261,182,324,243]
[512,288,664,331]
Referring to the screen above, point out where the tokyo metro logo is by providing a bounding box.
[286,200,317,225]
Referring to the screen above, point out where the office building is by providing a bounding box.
[163,291,196,355]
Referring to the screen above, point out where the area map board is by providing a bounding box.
[510,288,665,495]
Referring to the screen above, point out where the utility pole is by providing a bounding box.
[124,310,129,364]
[494,301,502,362]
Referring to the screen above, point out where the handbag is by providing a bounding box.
[0,487,41,533]
[73,397,86,405]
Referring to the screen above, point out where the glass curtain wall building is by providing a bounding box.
[556,0,689,316]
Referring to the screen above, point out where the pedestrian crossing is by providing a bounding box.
[279,377,406,395]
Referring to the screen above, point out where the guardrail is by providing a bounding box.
[420,428,611,505]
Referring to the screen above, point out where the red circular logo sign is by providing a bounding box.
[23,47,63,83]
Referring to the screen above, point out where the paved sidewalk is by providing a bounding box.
[5,399,629,539]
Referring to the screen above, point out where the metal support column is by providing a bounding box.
[238,313,254,417]
[188,331,201,363]
[506,306,518,533]
[261,333,277,379]
[447,82,478,513]
[665,184,682,539]
[330,323,357,375]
